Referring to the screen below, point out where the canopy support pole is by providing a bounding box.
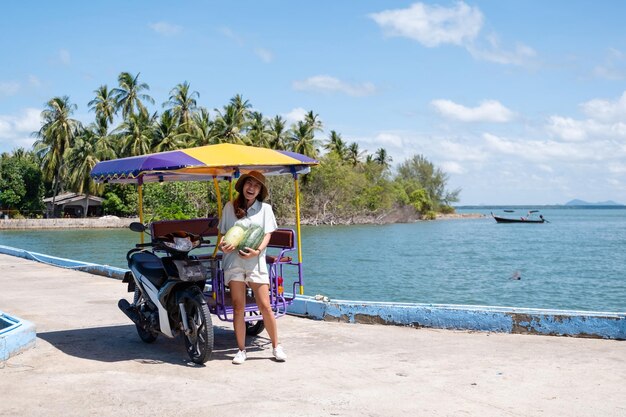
[212,176,222,258]
[138,175,144,244]
[293,173,304,295]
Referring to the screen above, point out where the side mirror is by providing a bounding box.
[129,222,146,233]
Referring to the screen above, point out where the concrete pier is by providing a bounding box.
[0,254,625,416]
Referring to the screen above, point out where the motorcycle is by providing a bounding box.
[118,222,213,364]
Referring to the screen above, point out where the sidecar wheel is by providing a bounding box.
[245,312,265,336]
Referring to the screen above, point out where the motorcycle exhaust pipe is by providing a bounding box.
[118,299,141,325]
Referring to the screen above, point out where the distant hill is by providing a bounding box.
[565,199,623,206]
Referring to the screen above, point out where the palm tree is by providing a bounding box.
[188,107,215,147]
[91,116,118,161]
[374,147,392,168]
[246,111,271,147]
[33,96,82,217]
[65,130,104,217]
[88,85,116,127]
[213,103,246,144]
[115,110,157,157]
[112,72,155,120]
[229,94,252,126]
[163,81,199,129]
[288,120,319,159]
[304,110,323,134]
[347,142,365,166]
[324,130,347,161]
[153,110,185,152]
[267,115,288,150]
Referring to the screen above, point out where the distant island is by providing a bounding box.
[565,199,624,206]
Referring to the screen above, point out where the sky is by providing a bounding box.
[1,1,625,205]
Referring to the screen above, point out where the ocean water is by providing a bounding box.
[1,208,625,312]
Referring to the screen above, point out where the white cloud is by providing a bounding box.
[375,132,404,148]
[592,48,626,80]
[0,81,20,96]
[370,2,535,67]
[466,34,536,66]
[292,75,376,97]
[282,107,307,125]
[0,108,42,153]
[438,140,487,162]
[149,22,182,36]
[28,75,41,87]
[369,1,483,47]
[431,99,514,122]
[546,116,588,141]
[547,92,626,141]
[580,91,626,122]
[482,132,622,163]
[254,48,273,63]
[440,161,464,174]
[59,49,71,65]
[608,163,626,174]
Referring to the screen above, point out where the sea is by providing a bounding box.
[1,207,625,313]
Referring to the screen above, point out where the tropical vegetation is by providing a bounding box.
[0,72,460,223]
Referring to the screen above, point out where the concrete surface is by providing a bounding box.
[0,254,624,417]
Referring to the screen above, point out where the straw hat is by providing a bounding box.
[235,170,268,200]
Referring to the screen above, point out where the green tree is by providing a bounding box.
[116,111,157,157]
[112,72,155,120]
[188,108,215,147]
[213,101,248,144]
[88,85,116,126]
[0,150,45,217]
[395,154,460,212]
[163,81,199,130]
[65,130,104,217]
[267,115,288,150]
[288,120,319,159]
[153,110,185,152]
[346,142,365,166]
[324,130,347,161]
[373,147,392,168]
[246,111,270,147]
[33,96,82,216]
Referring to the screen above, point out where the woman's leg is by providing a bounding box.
[249,282,279,348]
[229,281,247,351]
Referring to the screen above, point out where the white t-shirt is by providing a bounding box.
[219,199,277,273]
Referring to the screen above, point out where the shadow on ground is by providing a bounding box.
[37,323,273,366]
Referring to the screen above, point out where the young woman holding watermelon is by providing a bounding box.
[218,170,287,364]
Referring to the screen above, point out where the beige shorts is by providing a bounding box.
[224,267,269,286]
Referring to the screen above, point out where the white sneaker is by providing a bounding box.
[232,349,247,365]
[272,345,287,362]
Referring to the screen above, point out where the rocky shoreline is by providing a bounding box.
[0,216,140,230]
[0,211,484,230]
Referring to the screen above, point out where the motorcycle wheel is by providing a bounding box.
[181,291,213,364]
[133,288,158,343]
[245,311,266,336]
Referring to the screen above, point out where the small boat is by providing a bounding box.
[491,210,547,224]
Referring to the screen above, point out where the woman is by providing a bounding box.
[218,170,287,364]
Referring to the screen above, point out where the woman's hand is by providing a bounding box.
[219,241,236,254]
[237,247,260,258]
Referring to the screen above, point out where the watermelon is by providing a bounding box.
[222,224,246,247]
[237,224,265,251]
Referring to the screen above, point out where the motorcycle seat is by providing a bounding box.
[129,252,167,287]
